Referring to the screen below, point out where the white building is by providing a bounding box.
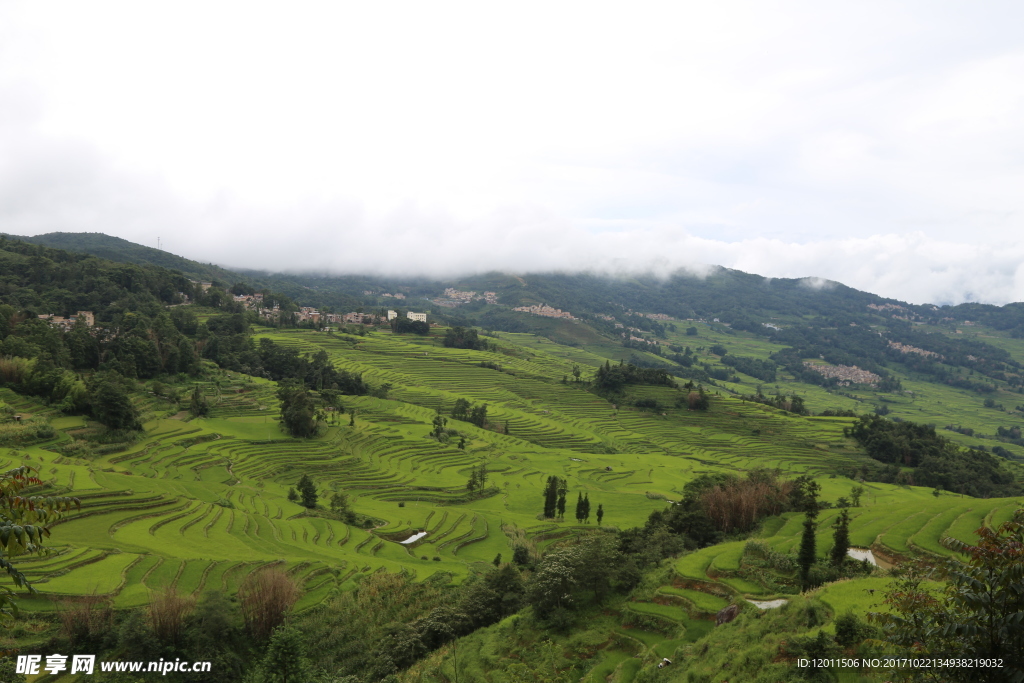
[407,312,427,323]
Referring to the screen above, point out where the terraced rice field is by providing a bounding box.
[4,327,1020,622]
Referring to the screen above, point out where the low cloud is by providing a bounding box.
[2,2,1024,307]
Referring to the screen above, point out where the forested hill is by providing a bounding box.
[6,232,238,284]
[15,232,1024,336]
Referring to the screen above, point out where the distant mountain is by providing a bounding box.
[7,232,240,284]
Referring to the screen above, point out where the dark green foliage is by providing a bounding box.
[830,508,850,567]
[833,611,877,648]
[596,503,604,525]
[89,373,142,431]
[847,414,1021,497]
[798,509,818,591]
[633,397,660,410]
[389,316,429,335]
[296,475,317,509]
[543,476,564,519]
[721,354,777,382]
[258,340,369,395]
[431,412,447,439]
[189,385,209,418]
[593,360,674,393]
[248,625,309,683]
[443,326,488,350]
[278,385,318,438]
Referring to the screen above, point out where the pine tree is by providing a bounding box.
[574,492,584,523]
[349,409,355,427]
[830,508,851,567]
[583,494,591,523]
[556,489,567,519]
[596,503,604,526]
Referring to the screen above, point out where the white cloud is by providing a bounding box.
[1,1,1023,306]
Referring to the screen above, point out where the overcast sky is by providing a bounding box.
[2,1,1023,305]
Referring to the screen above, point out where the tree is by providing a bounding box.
[0,466,78,619]
[798,507,819,590]
[556,487,567,520]
[572,364,581,382]
[250,625,309,683]
[458,436,466,450]
[469,404,488,428]
[431,412,447,439]
[574,492,584,523]
[830,508,850,567]
[90,374,142,431]
[582,494,591,523]
[451,398,470,421]
[597,504,604,526]
[543,476,560,519]
[296,474,317,509]
[871,509,1024,681]
[850,485,864,507]
[492,554,502,567]
[189,385,209,418]
[329,492,349,515]
[278,384,318,438]
[287,487,298,503]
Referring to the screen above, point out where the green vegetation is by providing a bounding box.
[2,234,1024,681]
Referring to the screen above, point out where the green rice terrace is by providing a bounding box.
[3,325,1022,677]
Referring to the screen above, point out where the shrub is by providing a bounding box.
[239,568,300,641]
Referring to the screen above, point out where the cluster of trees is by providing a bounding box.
[451,398,488,428]
[846,415,1021,497]
[465,462,488,492]
[542,476,567,519]
[720,354,777,382]
[442,326,490,350]
[677,382,711,410]
[740,391,807,415]
[593,360,674,393]
[288,474,319,508]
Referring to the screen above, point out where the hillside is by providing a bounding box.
[6,231,240,284]
[1,234,1022,681]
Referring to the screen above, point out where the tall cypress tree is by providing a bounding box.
[797,486,820,589]
[830,508,851,567]
[583,494,591,523]
[574,492,584,523]
[596,504,604,526]
[543,477,559,518]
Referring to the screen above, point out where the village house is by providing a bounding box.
[511,303,575,320]
[38,311,95,331]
